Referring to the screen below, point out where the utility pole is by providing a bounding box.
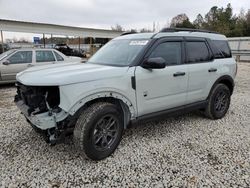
[1,30,4,53]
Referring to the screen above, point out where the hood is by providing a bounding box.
[16,63,129,86]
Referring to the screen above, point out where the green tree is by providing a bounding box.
[193,14,204,28]
[170,14,195,28]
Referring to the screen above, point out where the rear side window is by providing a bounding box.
[186,42,210,63]
[36,51,55,62]
[8,51,32,64]
[54,51,64,61]
[149,42,182,65]
[212,40,232,58]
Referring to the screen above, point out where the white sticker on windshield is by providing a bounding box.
[129,40,148,46]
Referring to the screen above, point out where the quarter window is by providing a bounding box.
[36,51,55,62]
[186,42,210,63]
[149,42,182,65]
[54,51,64,61]
[212,40,232,58]
[8,51,32,64]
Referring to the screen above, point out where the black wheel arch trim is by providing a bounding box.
[208,75,235,99]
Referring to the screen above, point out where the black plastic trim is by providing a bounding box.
[160,27,218,34]
[208,75,235,97]
[131,76,136,90]
[132,100,208,124]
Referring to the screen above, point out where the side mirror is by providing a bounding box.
[141,57,166,69]
[2,60,10,65]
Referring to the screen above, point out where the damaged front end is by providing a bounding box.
[15,82,73,144]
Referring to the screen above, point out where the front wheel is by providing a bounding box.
[204,84,231,119]
[73,102,124,160]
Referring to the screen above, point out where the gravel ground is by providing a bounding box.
[0,63,250,187]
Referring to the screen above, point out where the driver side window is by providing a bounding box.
[8,51,32,64]
[149,42,182,66]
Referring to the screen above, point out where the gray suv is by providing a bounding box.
[15,28,237,160]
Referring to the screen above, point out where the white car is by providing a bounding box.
[0,48,81,84]
[15,28,237,160]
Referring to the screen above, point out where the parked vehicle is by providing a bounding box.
[54,43,86,58]
[15,28,236,160]
[0,43,10,54]
[0,48,81,84]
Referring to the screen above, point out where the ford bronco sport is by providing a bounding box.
[15,28,237,160]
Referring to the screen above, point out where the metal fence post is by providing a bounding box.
[90,37,93,56]
[43,33,45,48]
[79,36,81,51]
[51,34,53,48]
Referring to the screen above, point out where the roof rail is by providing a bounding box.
[120,31,137,36]
[160,27,218,34]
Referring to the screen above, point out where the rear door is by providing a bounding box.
[35,50,56,66]
[0,50,33,81]
[185,38,220,103]
[135,37,189,116]
[53,50,65,62]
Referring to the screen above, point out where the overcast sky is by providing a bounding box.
[0,0,249,41]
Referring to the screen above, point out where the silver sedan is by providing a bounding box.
[0,48,82,84]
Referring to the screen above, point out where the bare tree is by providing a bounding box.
[111,24,124,32]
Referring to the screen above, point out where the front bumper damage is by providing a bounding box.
[14,83,74,144]
[15,100,68,130]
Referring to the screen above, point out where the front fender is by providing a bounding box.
[59,85,137,119]
[71,91,136,118]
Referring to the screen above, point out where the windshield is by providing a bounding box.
[0,50,16,61]
[88,39,149,66]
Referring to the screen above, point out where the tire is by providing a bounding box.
[73,102,124,160]
[204,84,231,119]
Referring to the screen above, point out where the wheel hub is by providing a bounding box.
[215,91,228,112]
[92,115,119,151]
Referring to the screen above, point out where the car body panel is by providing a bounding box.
[135,65,189,116]
[0,48,81,84]
[186,58,236,104]
[15,32,237,131]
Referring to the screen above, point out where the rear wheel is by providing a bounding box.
[204,84,231,119]
[73,102,123,160]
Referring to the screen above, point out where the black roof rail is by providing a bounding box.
[160,27,219,34]
[120,31,137,36]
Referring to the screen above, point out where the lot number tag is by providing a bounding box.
[129,40,148,46]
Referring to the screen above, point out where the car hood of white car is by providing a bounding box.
[16,62,129,86]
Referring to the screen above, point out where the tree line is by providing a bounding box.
[171,4,250,37]
[112,4,250,37]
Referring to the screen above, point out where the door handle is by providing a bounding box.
[173,72,186,77]
[27,64,33,67]
[208,68,217,72]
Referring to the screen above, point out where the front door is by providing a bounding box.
[0,50,33,81]
[135,39,188,116]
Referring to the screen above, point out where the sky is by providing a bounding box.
[0,0,249,41]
